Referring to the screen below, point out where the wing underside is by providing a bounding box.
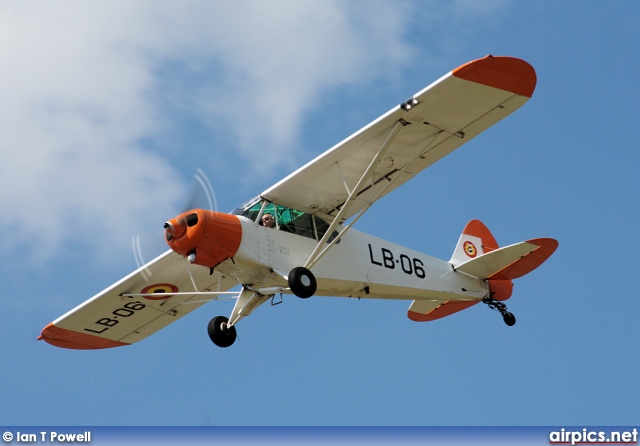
[39,251,237,349]
[262,56,536,223]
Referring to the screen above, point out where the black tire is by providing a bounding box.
[207,316,237,347]
[503,312,516,327]
[288,266,317,299]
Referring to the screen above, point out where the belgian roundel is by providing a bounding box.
[140,283,179,300]
[463,241,477,258]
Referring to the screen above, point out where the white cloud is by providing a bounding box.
[151,0,416,168]
[0,0,417,262]
[0,2,185,261]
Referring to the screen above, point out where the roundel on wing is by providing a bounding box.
[463,241,477,258]
[140,283,179,300]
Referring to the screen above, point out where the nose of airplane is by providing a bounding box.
[164,211,199,241]
[164,209,242,269]
[164,220,184,241]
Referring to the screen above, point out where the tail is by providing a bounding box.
[450,219,512,301]
[408,220,558,322]
[451,219,558,301]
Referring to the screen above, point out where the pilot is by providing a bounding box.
[260,213,276,228]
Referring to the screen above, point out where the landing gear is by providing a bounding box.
[207,316,237,347]
[482,296,516,326]
[288,266,317,298]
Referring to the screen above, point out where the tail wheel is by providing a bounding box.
[482,296,516,327]
[288,266,317,299]
[207,316,237,348]
[502,311,516,326]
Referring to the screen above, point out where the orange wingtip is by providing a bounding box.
[408,300,479,322]
[452,55,537,98]
[489,238,559,280]
[38,323,129,350]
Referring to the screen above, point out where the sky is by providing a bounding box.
[1,0,639,427]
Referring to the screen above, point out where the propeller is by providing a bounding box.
[132,168,218,281]
[182,168,217,214]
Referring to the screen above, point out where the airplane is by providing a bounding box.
[38,55,558,350]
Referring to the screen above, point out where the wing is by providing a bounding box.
[262,55,536,223]
[39,250,238,349]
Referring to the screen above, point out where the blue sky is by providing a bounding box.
[2,1,639,426]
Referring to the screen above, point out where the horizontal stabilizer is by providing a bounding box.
[455,241,538,279]
[408,299,479,322]
[455,238,558,280]
[489,238,558,280]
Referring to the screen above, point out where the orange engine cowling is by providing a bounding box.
[164,209,242,269]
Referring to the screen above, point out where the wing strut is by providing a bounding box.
[335,161,353,196]
[121,263,240,304]
[304,126,445,270]
[303,119,404,269]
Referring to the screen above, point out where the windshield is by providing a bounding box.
[231,196,262,221]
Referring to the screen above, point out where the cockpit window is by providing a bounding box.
[232,197,338,242]
[277,206,313,238]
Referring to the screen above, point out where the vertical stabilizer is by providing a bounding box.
[450,220,514,301]
[450,220,499,266]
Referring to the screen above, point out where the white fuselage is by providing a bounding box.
[214,216,487,303]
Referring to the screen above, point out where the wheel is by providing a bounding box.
[287,266,317,298]
[207,316,237,347]
[502,311,516,327]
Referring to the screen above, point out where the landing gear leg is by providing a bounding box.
[482,296,516,326]
[207,315,237,347]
